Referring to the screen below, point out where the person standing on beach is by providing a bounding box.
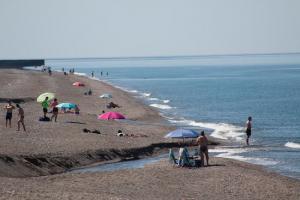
[50,98,59,122]
[41,97,49,118]
[196,131,209,167]
[91,71,94,77]
[246,116,252,146]
[74,104,80,115]
[4,101,15,128]
[16,104,26,131]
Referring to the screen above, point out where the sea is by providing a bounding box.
[45,53,300,179]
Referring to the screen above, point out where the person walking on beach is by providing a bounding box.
[4,100,15,128]
[197,131,209,167]
[41,97,49,118]
[246,116,252,146]
[50,98,59,122]
[91,71,94,77]
[16,104,26,131]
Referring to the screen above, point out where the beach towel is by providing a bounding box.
[39,116,50,121]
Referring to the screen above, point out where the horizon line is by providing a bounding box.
[1,52,300,62]
[45,52,300,61]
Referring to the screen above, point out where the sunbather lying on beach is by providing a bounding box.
[116,130,147,137]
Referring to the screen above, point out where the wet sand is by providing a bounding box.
[0,68,299,199]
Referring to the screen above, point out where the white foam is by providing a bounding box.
[167,118,244,141]
[150,104,172,110]
[149,98,159,101]
[142,93,151,97]
[213,148,278,166]
[23,66,42,71]
[285,142,300,149]
[74,72,88,77]
[130,90,138,93]
[163,100,170,103]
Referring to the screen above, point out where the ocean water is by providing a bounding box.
[47,54,300,179]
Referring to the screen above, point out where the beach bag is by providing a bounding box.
[39,116,50,121]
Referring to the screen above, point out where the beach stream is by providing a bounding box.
[70,154,168,173]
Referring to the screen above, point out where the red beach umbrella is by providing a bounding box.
[72,82,85,87]
[98,112,125,120]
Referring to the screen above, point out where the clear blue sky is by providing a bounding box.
[1,0,300,59]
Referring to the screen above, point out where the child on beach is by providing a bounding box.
[41,97,49,118]
[4,100,15,128]
[74,105,80,115]
[16,104,26,131]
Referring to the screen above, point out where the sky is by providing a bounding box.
[1,0,300,59]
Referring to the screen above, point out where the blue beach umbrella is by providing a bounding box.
[56,103,76,109]
[164,129,199,139]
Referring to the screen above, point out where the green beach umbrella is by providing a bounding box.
[37,92,55,103]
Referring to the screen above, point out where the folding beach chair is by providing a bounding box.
[169,149,178,165]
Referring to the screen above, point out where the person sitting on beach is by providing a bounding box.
[41,97,49,118]
[84,89,93,95]
[117,130,124,137]
[16,104,26,131]
[178,147,193,167]
[4,100,15,128]
[50,98,59,122]
[196,131,209,167]
[74,105,80,115]
[107,102,120,109]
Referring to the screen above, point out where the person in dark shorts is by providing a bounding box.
[196,131,209,167]
[16,104,26,131]
[74,104,80,115]
[4,101,15,128]
[246,116,252,146]
[50,98,59,122]
[41,97,49,118]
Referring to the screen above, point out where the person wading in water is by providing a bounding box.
[246,116,252,146]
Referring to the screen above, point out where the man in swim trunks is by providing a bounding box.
[4,100,15,128]
[50,98,59,122]
[41,97,49,118]
[246,116,252,146]
[196,131,209,167]
[16,104,26,131]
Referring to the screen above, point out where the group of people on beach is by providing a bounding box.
[41,97,60,122]
[175,116,252,168]
[91,71,109,78]
[3,101,26,131]
[41,97,80,122]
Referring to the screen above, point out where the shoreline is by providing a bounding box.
[0,68,218,177]
[0,68,299,199]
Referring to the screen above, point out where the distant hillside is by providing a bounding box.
[0,60,44,68]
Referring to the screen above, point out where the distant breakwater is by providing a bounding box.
[0,59,44,68]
